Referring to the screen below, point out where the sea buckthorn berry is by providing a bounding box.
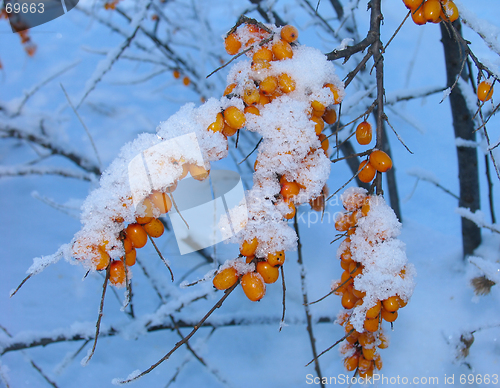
[213,267,238,290]
[280,25,299,43]
[182,76,190,86]
[240,272,266,301]
[223,83,237,96]
[259,91,271,105]
[348,262,363,278]
[364,317,379,332]
[345,329,360,344]
[358,332,375,347]
[126,223,148,248]
[361,199,371,216]
[109,260,126,286]
[244,106,260,115]
[223,106,246,129]
[319,133,329,156]
[240,237,258,257]
[189,164,210,181]
[358,355,372,371]
[222,123,238,137]
[272,40,293,60]
[381,308,398,322]
[122,236,133,253]
[335,214,352,231]
[442,0,459,22]
[477,81,494,102]
[143,218,165,238]
[267,250,285,267]
[311,100,326,116]
[256,261,280,283]
[411,6,427,25]
[352,287,366,299]
[362,346,376,361]
[322,107,337,124]
[359,365,374,378]
[378,332,389,349]
[149,190,172,214]
[369,150,393,172]
[396,295,408,308]
[243,84,260,106]
[208,112,224,132]
[260,76,279,96]
[284,200,296,220]
[125,248,136,266]
[324,83,342,104]
[374,353,383,370]
[252,47,273,62]
[341,291,358,309]
[350,209,362,225]
[403,0,424,11]
[356,121,372,145]
[278,73,296,93]
[344,353,359,371]
[382,296,400,312]
[251,59,271,72]
[136,215,154,224]
[225,33,241,55]
[366,300,382,319]
[280,180,300,199]
[423,0,442,23]
[310,116,325,135]
[93,245,110,270]
[310,194,325,212]
[173,70,180,79]
[340,257,353,271]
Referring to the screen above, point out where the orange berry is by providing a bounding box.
[179,163,189,180]
[369,150,393,172]
[189,164,210,181]
[240,237,259,257]
[366,301,382,319]
[125,248,137,266]
[344,352,359,371]
[213,267,239,290]
[92,245,110,270]
[310,116,325,135]
[109,260,126,286]
[358,160,376,183]
[477,81,494,102]
[311,100,326,116]
[251,58,271,72]
[377,332,389,349]
[318,133,329,156]
[364,317,379,332]
[335,213,352,231]
[381,308,398,322]
[362,346,376,361]
[136,215,154,224]
[256,261,280,283]
[341,291,358,309]
[374,353,383,370]
[182,76,190,86]
[173,70,181,79]
[222,123,238,137]
[411,6,427,25]
[403,0,424,11]
[223,83,237,96]
[122,236,133,253]
[259,91,271,105]
[244,105,260,115]
[240,272,266,301]
[208,112,224,133]
[252,47,273,62]
[322,106,337,124]
[143,218,165,238]
[272,40,293,60]
[358,354,372,371]
[280,25,299,43]
[423,0,442,23]
[267,250,285,267]
[345,329,360,344]
[284,200,296,220]
[149,190,172,214]
[358,332,375,347]
[278,73,296,93]
[224,33,241,55]
[359,365,374,378]
[223,106,246,129]
[348,262,363,278]
[441,0,459,22]
[396,295,408,308]
[382,296,400,312]
[242,84,260,106]
[126,223,148,248]
[324,83,342,104]
[259,76,279,95]
[356,121,373,145]
[280,180,300,199]
[352,287,366,299]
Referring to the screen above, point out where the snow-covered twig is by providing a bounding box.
[0,165,94,182]
[456,207,500,234]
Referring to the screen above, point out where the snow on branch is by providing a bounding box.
[385,85,446,105]
[0,165,95,181]
[469,256,500,284]
[456,207,500,234]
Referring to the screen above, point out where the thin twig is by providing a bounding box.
[279,265,286,332]
[238,138,262,165]
[305,329,355,367]
[148,234,174,282]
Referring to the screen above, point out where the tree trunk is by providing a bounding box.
[440,21,481,258]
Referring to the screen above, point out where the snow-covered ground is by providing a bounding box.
[1,0,499,387]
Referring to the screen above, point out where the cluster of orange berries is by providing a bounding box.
[404,0,459,25]
[173,69,191,87]
[477,80,494,102]
[104,0,121,10]
[333,189,412,378]
[210,22,341,301]
[73,161,210,286]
